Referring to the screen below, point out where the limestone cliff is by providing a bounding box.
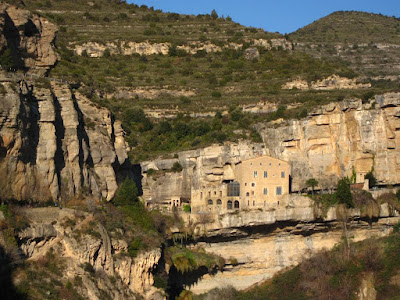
[72,38,293,58]
[16,207,164,300]
[259,93,400,191]
[0,3,59,75]
[141,142,267,204]
[282,74,371,90]
[0,76,129,202]
[142,93,400,204]
[190,218,397,294]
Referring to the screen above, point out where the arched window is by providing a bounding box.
[217,199,222,205]
[208,199,213,205]
[227,181,240,196]
[234,200,240,209]
[227,200,233,210]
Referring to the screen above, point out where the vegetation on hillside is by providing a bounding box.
[5,0,400,162]
[290,11,400,44]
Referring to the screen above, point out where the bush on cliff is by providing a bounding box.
[113,177,138,206]
[336,177,354,208]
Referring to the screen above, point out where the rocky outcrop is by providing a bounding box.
[189,218,396,294]
[15,207,164,300]
[72,38,292,58]
[259,93,400,191]
[253,38,293,50]
[74,41,170,57]
[282,75,371,90]
[281,78,309,90]
[111,86,196,100]
[244,47,259,60]
[141,93,400,202]
[0,3,59,75]
[310,75,371,90]
[141,142,267,204]
[0,78,129,202]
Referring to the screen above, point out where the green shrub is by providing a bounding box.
[211,91,222,98]
[337,177,354,208]
[113,177,138,206]
[153,275,168,290]
[0,48,15,71]
[128,237,144,258]
[171,162,183,173]
[183,205,191,213]
[365,171,377,188]
[82,262,95,275]
[393,221,400,233]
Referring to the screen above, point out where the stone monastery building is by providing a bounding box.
[191,155,290,213]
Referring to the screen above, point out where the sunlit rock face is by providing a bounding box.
[142,94,400,204]
[0,80,129,202]
[259,94,400,191]
[0,3,59,75]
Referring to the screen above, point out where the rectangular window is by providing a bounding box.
[200,192,203,199]
[264,171,268,178]
[276,186,282,195]
[253,200,255,206]
[254,171,258,178]
[263,188,268,195]
[220,191,222,197]
[251,182,255,187]
[251,191,255,195]
[227,182,240,197]
[281,171,285,178]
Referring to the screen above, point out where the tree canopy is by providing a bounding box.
[336,177,354,208]
[113,177,138,206]
[306,178,318,194]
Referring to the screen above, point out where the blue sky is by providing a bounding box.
[127,0,400,33]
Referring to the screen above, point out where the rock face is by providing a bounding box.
[142,93,400,203]
[16,207,164,300]
[259,93,400,191]
[244,47,260,60]
[74,41,170,57]
[141,142,267,204]
[310,74,371,90]
[190,219,395,294]
[282,75,371,90]
[0,3,59,75]
[0,78,130,202]
[72,38,292,58]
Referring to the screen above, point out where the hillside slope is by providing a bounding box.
[290,11,400,77]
